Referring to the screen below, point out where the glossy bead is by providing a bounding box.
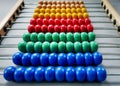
[49,53,58,65]
[55,66,65,82]
[50,42,58,53]
[73,18,79,25]
[61,25,67,32]
[12,52,23,65]
[30,18,36,25]
[74,42,82,53]
[28,24,35,33]
[43,18,49,25]
[93,52,103,65]
[45,66,55,81]
[58,53,67,66]
[52,32,59,42]
[18,41,26,53]
[74,25,80,32]
[23,33,30,42]
[72,13,78,19]
[86,66,96,82]
[66,32,74,42]
[71,8,76,13]
[54,25,60,32]
[85,18,91,25]
[76,8,81,13]
[40,53,49,66]
[61,18,67,25]
[42,42,50,53]
[22,53,31,66]
[37,33,45,42]
[90,41,98,52]
[80,25,87,32]
[67,18,73,25]
[3,66,16,81]
[73,32,81,42]
[40,8,45,13]
[83,13,89,18]
[33,13,39,19]
[35,25,41,33]
[66,42,74,52]
[87,24,94,32]
[14,67,25,82]
[67,13,72,19]
[56,8,61,13]
[58,42,66,53]
[59,33,66,42]
[39,13,44,19]
[76,53,85,65]
[26,42,34,53]
[45,33,52,42]
[44,13,50,19]
[54,19,61,25]
[66,67,75,82]
[61,8,66,13]
[36,18,43,25]
[96,66,107,82]
[45,8,50,13]
[76,67,86,82]
[48,19,54,25]
[61,13,67,19]
[79,18,85,25]
[88,32,96,41]
[84,53,93,66]
[81,32,88,41]
[41,25,48,33]
[35,67,45,82]
[67,53,75,66]
[34,42,42,53]
[31,53,40,66]
[66,8,71,13]
[78,13,83,18]
[30,32,38,42]
[82,41,90,52]
[24,67,35,82]
[56,13,61,19]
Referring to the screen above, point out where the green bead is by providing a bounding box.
[90,41,98,52]
[88,32,96,41]
[58,42,66,53]
[26,42,34,53]
[30,32,38,42]
[37,33,45,42]
[81,32,88,42]
[66,32,74,42]
[82,41,90,52]
[34,42,42,53]
[74,42,82,53]
[74,32,81,42]
[22,33,30,42]
[66,42,74,52]
[18,41,26,53]
[42,42,50,53]
[52,32,59,42]
[59,32,66,42]
[50,42,58,52]
[45,33,52,42]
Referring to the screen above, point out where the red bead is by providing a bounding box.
[36,18,43,25]
[61,18,67,25]
[67,25,74,32]
[78,18,85,25]
[28,24,35,33]
[49,18,54,25]
[30,18,36,25]
[54,25,60,32]
[35,25,41,33]
[80,25,87,32]
[87,24,94,32]
[67,19,73,25]
[43,18,49,25]
[85,18,91,25]
[61,25,67,32]
[54,19,61,25]
[74,25,80,32]
[48,25,54,32]
[73,18,79,25]
[41,25,48,33]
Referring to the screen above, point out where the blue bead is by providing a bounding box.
[40,53,49,66]
[58,53,67,66]
[35,67,45,82]
[55,66,65,82]
[45,66,55,82]
[3,66,16,81]
[96,66,107,82]
[67,53,75,66]
[76,53,85,66]
[49,53,58,66]
[86,66,96,82]
[24,67,35,82]
[31,53,40,66]
[66,67,75,82]
[12,52,23,65]
[76,66,86,82]
[22,53,31,66]
[84,53,93,66]
[14,67,25,82]
[93,52,103,65]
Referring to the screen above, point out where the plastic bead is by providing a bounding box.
[22,53,31,66]
[26,42,34,53]
[34,42,42,53]
[42,42,50,53]
[58,53,67,66]
[90,41,98,52]
[23,33,30,42]
[61,25,67,32]
[93,52,103,65]
[84,53,93,66]
[74,32,81,42]
[35,25,41,33]
[50,42,58,52]
[31,53,40,66]
[52,32,59,42]
[82,41,90,52]
[40,53,49,66]
[28,24,35,33]
[66,42,74,52]
[74,42,82,53]
[36,18,43,25]
[76,53,85,66]
[49,53,58,65]
[41,25,48,33]
[67,53,75,66]
[58,42,66,53]
[81,32,88,41]
[59,33,66,42]
[45,33,52,42]
[48,25,54,32]
[18,41,26,53]
[30,32,38,42]
[88,32,96,41]
[37,33,45,42]
[66,32,74,42]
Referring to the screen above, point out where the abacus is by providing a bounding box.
[0,0,120,86]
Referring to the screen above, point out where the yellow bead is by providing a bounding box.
[67,13,72,19]
[71,8,76,13]
[40,8,45,13]
[83,13,89,18]
[39,13,44,19]
[56,13,61,19]
[61,13,66,19]
[56,8,61,13]
[44,13,50,19]
[50,13,55,19]
[33,13,39,19]
[61,8,66,13]
[78,13,83,18]
[45,8,50,13]
[34,8,40,13]
[81,8,87,13]
[72,13,78,19]
[51,8,56,13]
[76,8,81,13]
[66,8,71,13]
